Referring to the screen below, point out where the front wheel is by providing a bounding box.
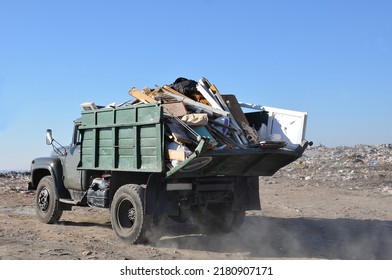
[111,184,148,244]
[35,175,63,224]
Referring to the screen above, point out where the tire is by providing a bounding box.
[35,175,63,224]
[193,205,245,233]
[111,184,148,244]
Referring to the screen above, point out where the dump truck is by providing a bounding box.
[29,80,310,244]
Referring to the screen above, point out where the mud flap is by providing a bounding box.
[232,176,261,211]
[144,173,179,216]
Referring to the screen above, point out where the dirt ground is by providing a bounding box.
[1,145,392,260]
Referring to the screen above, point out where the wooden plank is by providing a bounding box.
[128,87,156,103]
[162,85,188,99]
[222,94,249,126]
[161,89,229,117]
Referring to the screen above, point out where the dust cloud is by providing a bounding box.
[152,214,392,259]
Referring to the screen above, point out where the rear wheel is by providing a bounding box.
[35,175,63,224]
[111,184,148,244]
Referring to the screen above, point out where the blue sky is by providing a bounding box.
[1,0,391,170]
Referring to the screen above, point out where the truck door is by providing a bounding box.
[63,122,83,190]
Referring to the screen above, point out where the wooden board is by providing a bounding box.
[128,88,156,103]
[162,88,229,117]
[222,94,249,126]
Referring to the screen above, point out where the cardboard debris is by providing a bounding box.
[167,149,185,161]
[181,113,208,126]
[163,102,188,117]
[165,141,192,167]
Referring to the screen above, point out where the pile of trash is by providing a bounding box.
[301,144,392,168]
[0,171,31,193]
[0,171,30,179]
[273,144,392,191]
[127,77,286,168]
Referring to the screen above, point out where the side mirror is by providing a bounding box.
[46,129,53,145]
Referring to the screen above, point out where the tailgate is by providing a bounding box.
[166,139,308,179]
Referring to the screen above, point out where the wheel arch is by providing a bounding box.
[30,157,70,199]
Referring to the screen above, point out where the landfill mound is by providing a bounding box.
[271,144,392,192]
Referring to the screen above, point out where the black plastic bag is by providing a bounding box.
[171,77,199,98]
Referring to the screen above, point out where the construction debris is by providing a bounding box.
[85,77,294,171]
[130,77,272,148]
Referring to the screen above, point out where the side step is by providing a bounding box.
[59,198,79,205]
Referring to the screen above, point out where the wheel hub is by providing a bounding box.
[128,208,136,222]
[38,188,49,211]
[118,199,136,230]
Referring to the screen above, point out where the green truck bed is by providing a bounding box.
[79,103,164,172]
[78,103,307,178]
